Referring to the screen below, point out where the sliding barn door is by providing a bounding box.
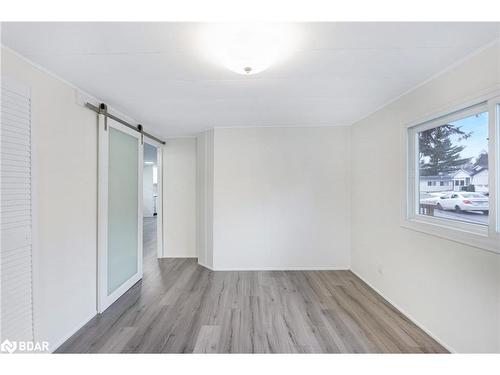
[98,115,143,313]
[1,79,34,342]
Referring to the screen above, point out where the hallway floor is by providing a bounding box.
[57,217,446,353]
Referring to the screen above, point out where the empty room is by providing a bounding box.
[1,3,500,370]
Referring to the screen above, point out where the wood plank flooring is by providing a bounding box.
[56,217,447,353]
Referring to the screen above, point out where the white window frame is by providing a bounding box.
[403,92,500,255]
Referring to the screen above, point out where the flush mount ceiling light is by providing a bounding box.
[201,23,296,75]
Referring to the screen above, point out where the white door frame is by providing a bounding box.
[97,114,143,313]
[143,138,164,258]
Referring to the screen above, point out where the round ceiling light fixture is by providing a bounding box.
[201,23,297,75]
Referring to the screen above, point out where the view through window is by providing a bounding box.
[418,111,489,226]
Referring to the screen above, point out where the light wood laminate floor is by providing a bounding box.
[57,217,447,353]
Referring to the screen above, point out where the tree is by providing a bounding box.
[474,151,488,168]
[419,124,471,176]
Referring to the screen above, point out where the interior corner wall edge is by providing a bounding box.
[1,46,98,351]
[162,138,197,258]
[350,41,500,353]
[196,129,215,268]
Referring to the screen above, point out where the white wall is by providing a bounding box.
[210,127,351,270]
[1,47,97,351]
[163,138,197,258]
[350,42,500,353]
[143,164,155,217]
[196,130,214,268]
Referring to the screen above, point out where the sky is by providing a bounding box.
[449,111,488,162]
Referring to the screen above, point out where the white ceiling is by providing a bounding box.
[2,22,500,137]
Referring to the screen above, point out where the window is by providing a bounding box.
[152,166,158,184]
[405,96,500,254]
[417,108,489,226]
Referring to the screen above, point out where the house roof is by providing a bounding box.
[421,166,488,180]
[420,175,452,181]
[471,165,488,176]
[451,168,472,178]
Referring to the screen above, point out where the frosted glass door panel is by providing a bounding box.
[107,127,139,294]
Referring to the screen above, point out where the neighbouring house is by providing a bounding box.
[471,165,489,193]
[451,169,472,191]
[420,166,489,193]
[419,175,453,192]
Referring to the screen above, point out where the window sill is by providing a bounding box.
[401,215,500,255]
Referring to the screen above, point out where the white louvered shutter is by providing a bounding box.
[1,79,34,342]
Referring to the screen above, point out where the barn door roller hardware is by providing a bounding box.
[85,102,165,145]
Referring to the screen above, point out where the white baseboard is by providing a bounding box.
[211,266,350,271]
[197,261,214,270]
[350,269,456,353]
[193,261,349,271]
[50,312,96,353]
[190,259,349,271]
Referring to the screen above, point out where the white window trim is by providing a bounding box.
[402,92,500,255]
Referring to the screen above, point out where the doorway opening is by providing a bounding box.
[143,142,163,261]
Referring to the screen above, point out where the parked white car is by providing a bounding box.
[420,192,447,206]
[436,192,489,214]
